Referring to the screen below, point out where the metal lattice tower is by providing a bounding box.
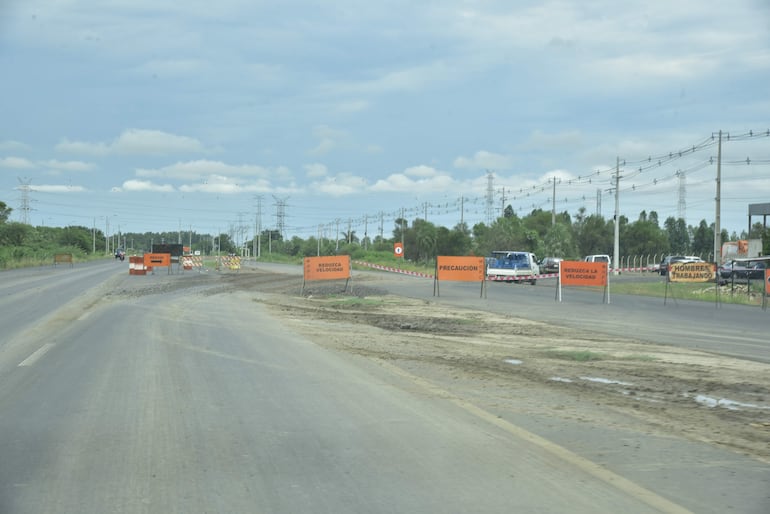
[676,170,686,221]
[272,195,288,240]
[16,177,33,225]
[485,171,495,225]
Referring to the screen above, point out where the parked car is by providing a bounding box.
[659,255,703,276]
[540,257,563,274]
[583,254,610,263]
[719,260,767,281]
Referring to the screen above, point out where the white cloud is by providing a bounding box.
[404,165,439,178]
[0,156,35,169]
[136,160,275,181]
[453,151,514,171]
[119,179,176,193]
[33,184,87,193]
[312,174,368,196]
[304,163,328,178]
[56,129,207,156]
[39,159,96,172]
[309,125,346,156]
[0,140,30,152]
[370,171,456,193]
[522,130,583,151]
[178,176,272,194]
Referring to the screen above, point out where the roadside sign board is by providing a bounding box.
[394,242,404,258]
[668,262,716,283]
[435,256,485,282]
[304,255,351,281]
[559,261,608,287]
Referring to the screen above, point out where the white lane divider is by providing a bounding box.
[18,343,55,367]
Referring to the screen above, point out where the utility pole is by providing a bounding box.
[255,195,263,259]
[596,188,602,216]
[613,157,621,275]
[714,130,723,263]
[551,177,557,225]
[460,196,465,225]
[335,219,340,252]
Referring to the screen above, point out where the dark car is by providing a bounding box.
[540,257,563,274]
[659,255,703,276]
[115,248,126,261]
[719,260,766,281]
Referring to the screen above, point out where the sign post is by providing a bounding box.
[665,262,718,307]
[433,256,486,297]
[302,255,352,294]
[557,261,609,303]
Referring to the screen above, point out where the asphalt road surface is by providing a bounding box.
[0,260,768,513]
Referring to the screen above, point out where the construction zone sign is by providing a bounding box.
[433,256,486,297]
[668,262,716,283]
[302,255,352,294]
[557,261,609,303]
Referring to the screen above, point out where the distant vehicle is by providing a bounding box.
[583,254,610,263]
[115,248,125,261]
[659,255,703,276]
[719,259,767,281]
[486,251,540,284]
[540,257,563,274]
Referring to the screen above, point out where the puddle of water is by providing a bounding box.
[549,377,573,383]
[504,359,523,365]
[579,376,633,386]
[692,394,770,411]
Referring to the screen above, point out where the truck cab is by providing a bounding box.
[486,251,540,284]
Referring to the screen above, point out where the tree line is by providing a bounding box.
[1,199,768,268]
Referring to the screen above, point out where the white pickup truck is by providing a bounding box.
[486,251,540,284]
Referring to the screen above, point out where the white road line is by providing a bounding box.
[18,343,55,367]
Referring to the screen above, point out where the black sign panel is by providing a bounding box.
[151,243,184,257]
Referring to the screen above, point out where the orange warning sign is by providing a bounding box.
[143,253,171,268]
[304,255,351,281]
[436,256,485,282]
[560,261,608,287]
[394,242,404,258]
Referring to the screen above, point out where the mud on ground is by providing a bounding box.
[116,268,770,462]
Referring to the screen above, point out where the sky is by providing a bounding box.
[1,0,769,244]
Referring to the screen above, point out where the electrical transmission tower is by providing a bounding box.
[272,195,289,240]
[16,177,33,225]
[485,171,495,225]
[676,170,686,221]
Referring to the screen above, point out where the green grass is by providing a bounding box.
[545,350,605,362]
[610,281,765,306]
[619,354,659,362]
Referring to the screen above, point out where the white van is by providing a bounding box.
[584,254,611,263]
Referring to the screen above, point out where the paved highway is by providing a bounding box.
[0,261,767,513]
[321,263,770,364]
